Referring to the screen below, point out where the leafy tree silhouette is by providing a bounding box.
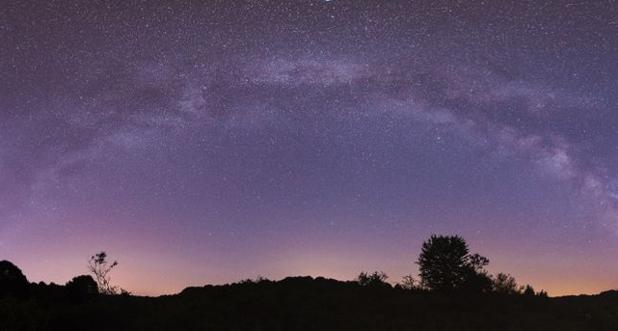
[417,235,492,292]
[88,252,119,295]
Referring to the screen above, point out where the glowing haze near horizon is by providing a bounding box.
[1,1,617,296]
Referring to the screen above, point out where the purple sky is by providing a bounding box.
[1,1,617,296]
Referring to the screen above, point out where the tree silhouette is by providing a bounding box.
[417,235,491,292]
[88,252,119,295]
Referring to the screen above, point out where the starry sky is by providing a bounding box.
[1,0,617,296]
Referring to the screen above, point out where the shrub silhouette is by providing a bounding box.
[0,260,29,299]
[493,273,521,295]
[65,275,98,302]
[417,235,491,292]
[523,284,536,296]
[398,274,420,290]
[461,267,493,293]
[356,271,390,288]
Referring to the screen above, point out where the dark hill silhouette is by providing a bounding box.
[1,269,618,330]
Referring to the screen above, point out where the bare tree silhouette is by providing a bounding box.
[88,252,119,295]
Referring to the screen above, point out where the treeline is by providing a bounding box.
[7,234,615,331]
[1,234,546,302]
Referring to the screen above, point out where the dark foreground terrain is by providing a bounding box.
[2,275,618,331]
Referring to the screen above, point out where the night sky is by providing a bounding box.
[1,1,617,296]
